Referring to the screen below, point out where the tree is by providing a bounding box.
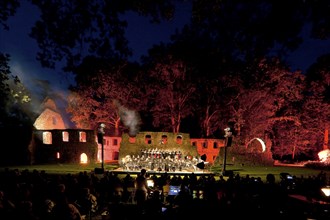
[255,59,305,160]
[67,60,142,136]
[0,0,20,30]
[0,54,35,165]
[0,54,11,122]
[0,0,20,123]
[220,58,306,159]
[146,57,196,133]
[29,0,176,71]
[198,79,223,137]
[300,54,330,159]
[0,53,35,125]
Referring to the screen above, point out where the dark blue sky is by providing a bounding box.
[0,1,191,97]
[1,1,330,98]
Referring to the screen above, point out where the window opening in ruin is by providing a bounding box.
[62,131,69,142]
[176,135,182,144]
[145,135,152,144]
[161,135,167,144]
[43,132,52,144]
[129,136,136,143]
[79,131,86,142]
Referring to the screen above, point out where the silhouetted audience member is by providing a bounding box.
[0,167,329,220]
[38,199,55,220]
[134,169,149,211]
[0,190,16,219]
[16,200,39,220]
[75,187,98,218]
[52,194,82,220]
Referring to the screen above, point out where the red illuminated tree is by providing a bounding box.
[147,57,196,133]
[300,54,330,158]
[199,79,223,137]
[223,58,305,158]
[67,61,142,135]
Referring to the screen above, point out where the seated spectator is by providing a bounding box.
[172,184,193,209]
[38,199,55,220]
[53,194,83,220]
[0,190,16,219]
[75,187,98,217]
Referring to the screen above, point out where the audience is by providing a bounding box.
[0,167,328,220]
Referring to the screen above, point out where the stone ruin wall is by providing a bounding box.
[119,131,199,162]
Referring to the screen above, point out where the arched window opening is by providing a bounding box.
[145,135,152,144]
[129,136,136,143]
[176,135,182,144]
[80,153,88,164]
[161,135,168,144]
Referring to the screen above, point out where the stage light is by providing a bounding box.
[147,179,154,188]
[321,186,330,197]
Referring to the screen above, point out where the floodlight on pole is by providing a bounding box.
[222,127,233,176]
[98,123,106,170]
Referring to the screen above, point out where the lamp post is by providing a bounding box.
[97,123,106,171]
[222,127,232,176]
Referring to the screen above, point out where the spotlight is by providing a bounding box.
[321,186,330,197]
[147,179,154,188]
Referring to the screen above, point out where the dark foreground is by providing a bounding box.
[0,167,329,220]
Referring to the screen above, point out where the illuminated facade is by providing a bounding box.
[31,129,97,164]
[30,98,98,164]
[30,98,226,165]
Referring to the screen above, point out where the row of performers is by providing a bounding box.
[121,153,203,172]
[140,148,184,160]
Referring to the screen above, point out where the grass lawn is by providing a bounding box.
[1,162,329,183]
[0,163,117,175]
[211,164,330,182]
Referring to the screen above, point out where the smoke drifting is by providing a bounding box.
[114,100,141,136]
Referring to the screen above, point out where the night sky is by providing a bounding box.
[1,1,330,98]
[0,1,190,96]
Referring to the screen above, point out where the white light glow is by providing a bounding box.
[321,186,330,197]
[318,149,330,162]
[80,153,88,164]
[255,138,266,152]
[247,138,266,152]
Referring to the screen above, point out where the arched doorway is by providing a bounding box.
[80,153,88,164]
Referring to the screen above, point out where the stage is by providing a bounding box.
[111,167,214,176]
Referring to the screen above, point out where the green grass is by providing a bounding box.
[0,163,118,175]
[1,163,329,183]
[211,164,330,182]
